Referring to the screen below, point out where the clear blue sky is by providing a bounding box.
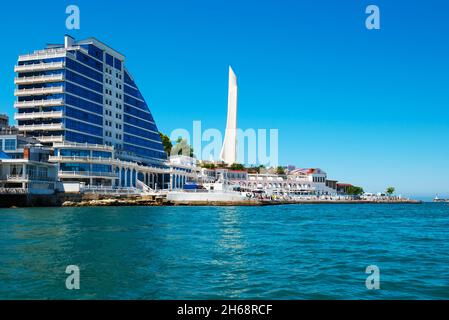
[0,0,448,199]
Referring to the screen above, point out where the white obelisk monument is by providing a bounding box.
[220,66,238,164]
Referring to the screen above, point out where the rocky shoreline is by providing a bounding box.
[62,198,165,207]
[60,198,422,207]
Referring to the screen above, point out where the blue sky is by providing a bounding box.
[0,0,448,199]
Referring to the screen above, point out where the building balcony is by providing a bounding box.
[58,171,117,179]
[52,142,114,152]
[18,48,66,62]
[17,123,64,132]
[15,86,64,97]
[0,188,27,195]
[49,155,116,165]
[14,61,65,73]
[5,174,55,182]
[14,98,64,109]
[36,135,64,143]
[14,74,64,85]
[14,111,63,121]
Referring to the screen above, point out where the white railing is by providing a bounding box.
[53,142,114,151]
[6,174,28,181]
[36,135,64,143]
[15,86,64,97]
[136,179,154,193]
[14,111,63,120]
[0,188,27,194]
[6,174,54,182]
[14,61,64,73]
[14,98,64,108]
[18,123,64,131]
[18,48,66,61]
[80,186,142,195]
[14,74,64,85]
[49,156,115,164]
[58,171,117,178]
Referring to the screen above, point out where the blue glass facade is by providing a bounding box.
[15,36,168,186]
[123,70,166,162]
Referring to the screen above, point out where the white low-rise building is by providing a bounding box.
[238,168,337,195]
[0,137,57,195]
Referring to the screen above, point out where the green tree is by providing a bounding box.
[159,132,172,156]
[200,163,216,169]
[246,164,265,174]
[229,163,245,171]
[247,166,258,173]
[386,187,395,196]
[171,137,194,157]
[276,166,286,175]
[346,186,364,196]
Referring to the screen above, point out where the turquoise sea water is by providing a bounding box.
[1,203,449,300]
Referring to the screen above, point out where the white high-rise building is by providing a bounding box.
[220,66,238,164]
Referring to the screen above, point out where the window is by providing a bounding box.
[66,94,103,114]
[66,107,103,126]
[4,139,16,151]
[105,53,114,67]
[66,70,103,93]
[65,130,103,144]
[60,149,90,157]
[76,51,103,72]
[92,151,112,158]
[66,82,103,104]
[66,58,103,82]
[60,163,90,172]
[114,58,122,71]
[88,45,103,60]
[65,119,103,137]
[92,164,112,173]
[0,139,3,150]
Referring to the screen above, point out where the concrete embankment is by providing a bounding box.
[169,199,422,206]
[169,200,266,206]
[271,199,422,205]
[1,193,422,208]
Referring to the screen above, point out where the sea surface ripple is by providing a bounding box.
[1,203,449,299]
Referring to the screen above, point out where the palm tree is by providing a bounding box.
[386,187,395,197]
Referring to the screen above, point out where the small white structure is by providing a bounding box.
[168,155,200,190]
[167,181,247,203]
